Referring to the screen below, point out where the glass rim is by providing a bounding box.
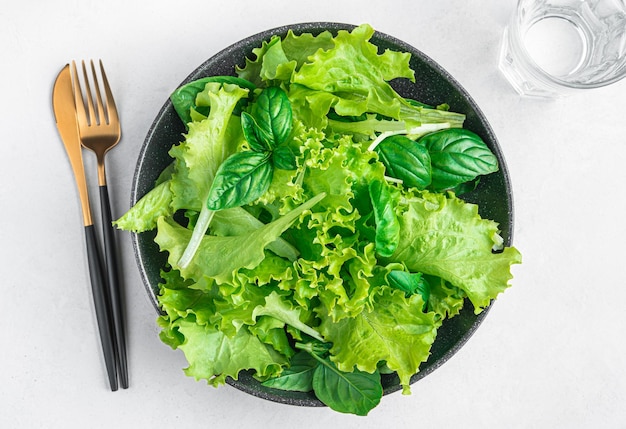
[511,0,626,90]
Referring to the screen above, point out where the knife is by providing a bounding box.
[52,64,118,391]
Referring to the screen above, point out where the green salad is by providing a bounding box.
[115,24,521,415]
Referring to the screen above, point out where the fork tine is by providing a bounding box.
[99,60,118,126]
[89,60,108,126]
[71,61,89,128]
[81,60,99,127]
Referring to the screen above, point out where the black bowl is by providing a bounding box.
[130,22,514,407]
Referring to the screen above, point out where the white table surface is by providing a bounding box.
[3,1,625,428]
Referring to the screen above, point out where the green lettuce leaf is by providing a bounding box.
[292,24,414,118]
[211,281,273,337]
[252,291,324,342]
[169,83,250,212]
[290,24,464,129]
[236,29,335,86]
[169,77,255,126]
[113,180,174,232]
[162,315,286,387]
[389,192,522,312]
[425,275,467,320]
[211,207,299,260]
[158,270,217,324]
[115,82,250,233]
[318,286,437,393]
[154,193,325,285]
[248,315,295,359]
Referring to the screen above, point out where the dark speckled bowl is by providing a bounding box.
[130,22,514,407]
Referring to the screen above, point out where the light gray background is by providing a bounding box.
[2,1,625,428]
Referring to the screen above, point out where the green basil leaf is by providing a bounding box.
[451,177,480,196]
[419,128,499,191]
[252,86,293,149]
[170,76,255,126]
[272,145,298,170]
[241,112,267,152]
[261,351,318,392]
[312,358,382,416]
[387,270,431,309]
[369,179,400,258]
[206,151,273,210]
[374,135,431,189]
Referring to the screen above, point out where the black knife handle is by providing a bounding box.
[99,184,128,389]
[84,224,118,391]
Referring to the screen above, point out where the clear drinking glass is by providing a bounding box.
[499,0,626,98]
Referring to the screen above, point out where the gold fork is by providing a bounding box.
[71,60,128,389]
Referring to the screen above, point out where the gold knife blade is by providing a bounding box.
[52,64,93,226]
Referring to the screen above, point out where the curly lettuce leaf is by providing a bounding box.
[425,275,467,320]
[290,24,464,129]
[292,24,414,118]
[114,83,249,232]
[248,315,296,359]
[160,315,286,387]
[170,77,255,126]
[252,291,324,342]
[169,83,250,212]
[313,241,379,322]
[158,269,217,324]
[236,29,335,86]
[114,180,174,232]
[318,286,437,394]
[389,192,522,313]
[270,130,390,319]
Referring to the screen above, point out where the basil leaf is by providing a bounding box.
[170,76,255,126]
[206,151,273,210]
[312,358,382,416]
[387,270,431,309]
[368,179,400,258]
[241,112,267,152]
[252,86,293,149]
[272,145,298,170]
[451,177,480,196]
[419,128,499,191]
[261,351,318,392]
[374,135,431,189]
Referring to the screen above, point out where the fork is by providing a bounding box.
[71,60,128,389]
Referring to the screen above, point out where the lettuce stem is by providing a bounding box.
[367,123,452,152]
[178,204,216,269]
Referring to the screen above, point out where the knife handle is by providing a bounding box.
[84,224,118,391]
[99,184,128,389]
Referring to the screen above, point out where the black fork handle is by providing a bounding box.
[84,224,118,391]
[99,184,129,389]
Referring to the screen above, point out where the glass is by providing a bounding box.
[499,0,626,98]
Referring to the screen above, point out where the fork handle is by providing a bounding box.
[99,184,129,389]
[84,224,118,391]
